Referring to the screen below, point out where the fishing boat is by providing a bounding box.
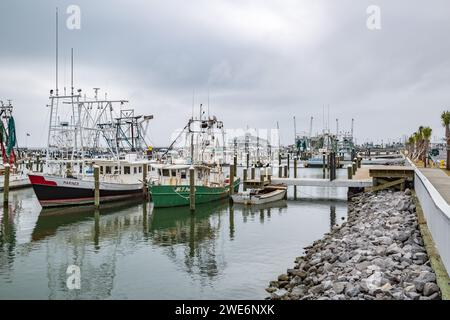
[28,84,155,208]
[0,100,30,190]
[231,184,287,205]
[149,163,240,208]
[149,110,240,208]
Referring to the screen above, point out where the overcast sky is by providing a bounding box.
[1,0,449,147]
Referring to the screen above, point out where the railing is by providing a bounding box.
[406,158,450,274]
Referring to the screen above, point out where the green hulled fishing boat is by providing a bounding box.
[149,164,240,208]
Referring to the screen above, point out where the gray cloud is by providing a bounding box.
[1,0,450,147]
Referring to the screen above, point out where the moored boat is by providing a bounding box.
[0,100,30,190]
[149,163,240,208]
[28,84,155,208]
[231,184,287,205]
[29,159,148,207]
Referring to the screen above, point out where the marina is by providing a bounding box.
[1,1,450,307]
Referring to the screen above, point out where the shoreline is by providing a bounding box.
[266,189,442,300]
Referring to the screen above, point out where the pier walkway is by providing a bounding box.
[418,168,450,205]
[270,177,372,188]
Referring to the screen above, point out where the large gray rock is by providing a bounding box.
[345,284,360,297]
[423,282,439,297]
[333,282,346,294]
[278,274,289,282]
[291,285,307,297]
[413,271,436,292]
[413,252,428,265]
[386,243,402,255]
[271,289,288,300]
[309,283,324,295]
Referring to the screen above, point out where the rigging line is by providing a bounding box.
[160,122,190,159]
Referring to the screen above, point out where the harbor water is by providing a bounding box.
[0,167,349,299]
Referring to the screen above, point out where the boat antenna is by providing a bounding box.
[293,116,297,147]
[191,88,195,120]
[328,105,330,134]
[207,88,210,119]
[71,48,74,96]
[55,7,59,96]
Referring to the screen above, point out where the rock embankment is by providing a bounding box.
[267,189,441,300]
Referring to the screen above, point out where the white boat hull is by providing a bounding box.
[232,188,287,205]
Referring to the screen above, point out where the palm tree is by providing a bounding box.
[407,135,415,155]
[422,126,432,167]
[412,131,420,160]
[442,111,450,170]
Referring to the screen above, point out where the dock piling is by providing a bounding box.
[352,160,357,175]
[3,164,10,205]
[251,166,255,180]
[143,164,148,200]
[278,153,282,178]
[229,165,235,196]
[347,164,353,180]
[322,153,326,179]
[189,167,195,211]
[294,158,298,199]
[287,154,290,177]
[94,165,100,208]
[243,168,247,191]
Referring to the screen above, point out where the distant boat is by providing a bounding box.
[231,184,287,205]
[303,155,343,168]
[361,156,405,166]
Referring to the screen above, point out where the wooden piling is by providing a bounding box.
[287,154,290,177]
[278,153,282,178]
[251,166,255,180]
[229,165,235,196]
[246,153,249,169]
[347,164,353,180]
[189,167,195,211]
[352,161,357,175]
[94,165,100,208]
[294,158,298,199]
[357,156,362,168]
[243,168,247,191]
[322,153,326,179]
[3,164,10,205]
[143,164,148,199]
[233,155,237,169]
[283,165,288,178]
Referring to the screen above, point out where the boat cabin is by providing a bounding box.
[150,164,226,187]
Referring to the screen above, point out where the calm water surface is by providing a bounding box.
[0,168,348,299]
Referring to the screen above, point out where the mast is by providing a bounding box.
[55,7,59,96]
[293,116,297,148]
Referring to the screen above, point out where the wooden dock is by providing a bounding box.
[270,177,372,188]
[243,165,416,193]
[365,165,415,192]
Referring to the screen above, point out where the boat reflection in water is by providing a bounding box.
[1,186,344,299]
[32,200,144,242]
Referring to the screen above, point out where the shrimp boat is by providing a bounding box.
[28,85,155,207]
[149,163,240,207]
[0,100,30,190]
[149,109,240,208]
[231,184,287,205]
